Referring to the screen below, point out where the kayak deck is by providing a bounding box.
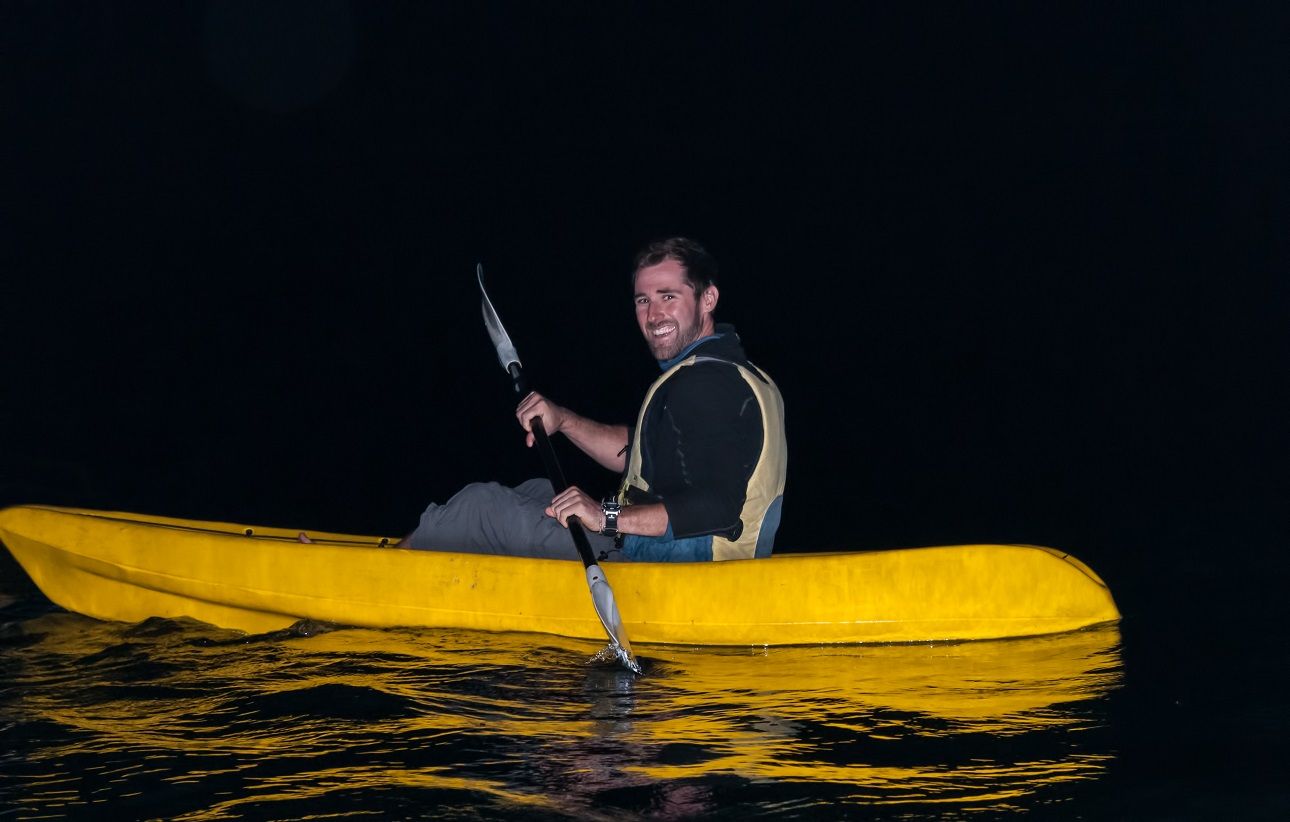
[0,505,1120,645]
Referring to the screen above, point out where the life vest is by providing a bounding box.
[618,354,787,560]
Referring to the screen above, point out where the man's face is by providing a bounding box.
[633,259,717,361]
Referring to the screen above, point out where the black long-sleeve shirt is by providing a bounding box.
[623,325,765,541]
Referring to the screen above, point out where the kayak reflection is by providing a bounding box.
[6,615,1121,817]
[580,627,1124,809]
[292,624,1124,811]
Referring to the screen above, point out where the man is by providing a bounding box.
[404,237,787,561]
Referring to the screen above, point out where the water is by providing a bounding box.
[4,555,1287,820]
[2,586,1131,820]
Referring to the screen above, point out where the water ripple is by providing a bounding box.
[0,612,1122,819]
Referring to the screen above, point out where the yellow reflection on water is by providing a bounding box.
[601,627,1123,807]
[9,615,1122,816]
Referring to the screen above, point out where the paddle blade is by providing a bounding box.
[477,263,522,374]
[585,564,641,674]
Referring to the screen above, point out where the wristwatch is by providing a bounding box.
[599,498,621,538]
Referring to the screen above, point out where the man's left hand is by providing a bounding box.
[546,486,605,533]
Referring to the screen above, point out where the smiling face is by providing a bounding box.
[633,258,719,361]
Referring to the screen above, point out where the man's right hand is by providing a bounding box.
[516,391,567,448]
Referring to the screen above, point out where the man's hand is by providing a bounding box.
[514,392,630,473]
[516,391,568,448]
[546,486,606,533]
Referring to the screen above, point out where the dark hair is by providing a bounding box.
[632,237,719,295]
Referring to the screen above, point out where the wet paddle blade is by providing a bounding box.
[586,564,641,674]
[477,263,522,374]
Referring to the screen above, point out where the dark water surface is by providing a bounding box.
[2,565,1286,819]
[0,592,1128,820]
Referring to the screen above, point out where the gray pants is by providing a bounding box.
[406,478,622,561]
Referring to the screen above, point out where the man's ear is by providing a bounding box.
[702,285,719,315]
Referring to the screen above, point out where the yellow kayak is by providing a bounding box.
[0,505,1119,645]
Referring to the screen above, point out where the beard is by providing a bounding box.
[646,318,705,361]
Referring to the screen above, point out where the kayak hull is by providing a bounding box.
[0,505,1120,645]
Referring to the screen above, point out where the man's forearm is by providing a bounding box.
[561,414,629,472]
[618,502,668,537]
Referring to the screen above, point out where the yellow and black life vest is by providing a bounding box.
[617,354,787,560]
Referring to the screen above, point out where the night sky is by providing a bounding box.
[3,3,1286,628]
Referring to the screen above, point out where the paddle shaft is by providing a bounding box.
[508,364,601,570]
[478,268,636,670]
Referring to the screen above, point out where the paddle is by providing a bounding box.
[476,264,641,674]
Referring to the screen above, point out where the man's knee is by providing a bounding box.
[447,481,506,508]
[514,478,555,501]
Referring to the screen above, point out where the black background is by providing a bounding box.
[3,3,1286,650]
